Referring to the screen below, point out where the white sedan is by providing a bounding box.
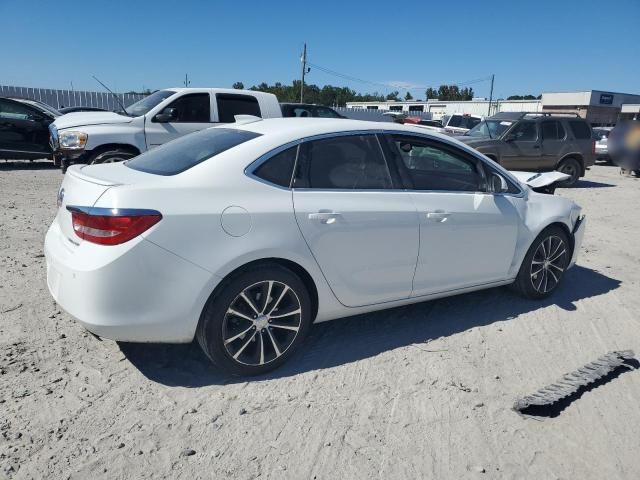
[45,118,586,375]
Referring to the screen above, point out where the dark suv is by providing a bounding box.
[458,112,595,186]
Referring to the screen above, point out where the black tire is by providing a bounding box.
[196,263,312,376]
[557,157,581,187]
[513,226,571,299]
[61,158,69,174]
[89,149,135,165]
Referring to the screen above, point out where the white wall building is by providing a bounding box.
[345,99,541,120]
[346,90,640,125]
[620,104,640,121]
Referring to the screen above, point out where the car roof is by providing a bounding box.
[229,117,455,144]
[165,87,275,98]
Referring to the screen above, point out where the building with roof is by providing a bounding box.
[346,90,640,126]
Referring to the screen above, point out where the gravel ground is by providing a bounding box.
[1,161,639,479]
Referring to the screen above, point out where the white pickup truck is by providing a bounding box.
[50,88,282,171]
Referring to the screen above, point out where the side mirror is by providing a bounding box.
[504,133,516,142]
[491,173,509,193]
[154,107,177,123]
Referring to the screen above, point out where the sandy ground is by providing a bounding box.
[1,160,639,480]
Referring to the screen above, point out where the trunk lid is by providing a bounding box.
[55,163,155,245]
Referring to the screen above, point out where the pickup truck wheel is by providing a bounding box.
[89,149,135,165]
[557,157,581,187]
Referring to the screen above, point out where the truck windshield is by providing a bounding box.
[122,90,175,117]
[126,127,262,175]
[465,120,512,139]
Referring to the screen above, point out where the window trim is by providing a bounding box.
[245,129,525,197]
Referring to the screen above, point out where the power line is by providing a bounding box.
[307,60,492,93]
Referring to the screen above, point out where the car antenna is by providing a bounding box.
[92,75,129,116]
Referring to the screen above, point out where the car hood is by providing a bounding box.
[53,111,134,130]
[511,171,570,188]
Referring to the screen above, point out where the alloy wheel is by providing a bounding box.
[222,280,302,366]
[530,235,567,293]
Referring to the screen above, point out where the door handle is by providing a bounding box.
[308,212,342,224]
[532,145,540,149]
[426,211,451,222]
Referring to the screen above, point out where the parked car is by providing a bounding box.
[440,113,482,135]
[0,97,60,160]
[45,118,585,375]
[59,106,107,114]
[458,112,595,186]
[50,88,282,171]
[280,103,345,118]
[593,127,613,163]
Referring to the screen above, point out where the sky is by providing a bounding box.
[1,0,639,99]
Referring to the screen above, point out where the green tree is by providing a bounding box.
[232,82,245,89]
[425,85,474,101]
[386,91,400,101]
[507,94,539,100]
[404,91,413,101]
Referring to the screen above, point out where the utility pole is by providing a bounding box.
[300,43,307,103]
[487,74,495,116]
[184,74,190,88]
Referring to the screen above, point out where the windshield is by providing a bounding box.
[126,127,262,175]
[465,119,512,138]
[122,90,175,117]
[15,99,61,117]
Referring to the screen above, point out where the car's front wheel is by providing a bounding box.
[513,226,571,299]
[89,149,136,165]
[196,264,312,376]
[557,157,581,187]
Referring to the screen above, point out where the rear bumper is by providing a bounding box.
[44,220,217,343]
[569,215,586,268]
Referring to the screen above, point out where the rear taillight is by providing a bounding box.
[592,140,596,154]
[68,207,162,245]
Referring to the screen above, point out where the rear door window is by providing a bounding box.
[126,128,261,175]
[216,94,261,123]
[294,135,393,189]
[541,121,566,140]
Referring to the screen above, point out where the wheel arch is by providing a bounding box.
[88,143,141,160]
[557,153,585,176]
[203,257,320,323]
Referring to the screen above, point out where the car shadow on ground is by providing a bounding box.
[0,160,57,171]
[570,180,616,189]
[120,265,621,387]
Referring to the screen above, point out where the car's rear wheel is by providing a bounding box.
[557,157,581,187]
[196,264,312,376]
[513,226,570,299]
[89,149,135,165]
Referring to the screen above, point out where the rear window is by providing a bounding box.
[216,94,261,123]
[570,121,592,139]
[126,128,261,175]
